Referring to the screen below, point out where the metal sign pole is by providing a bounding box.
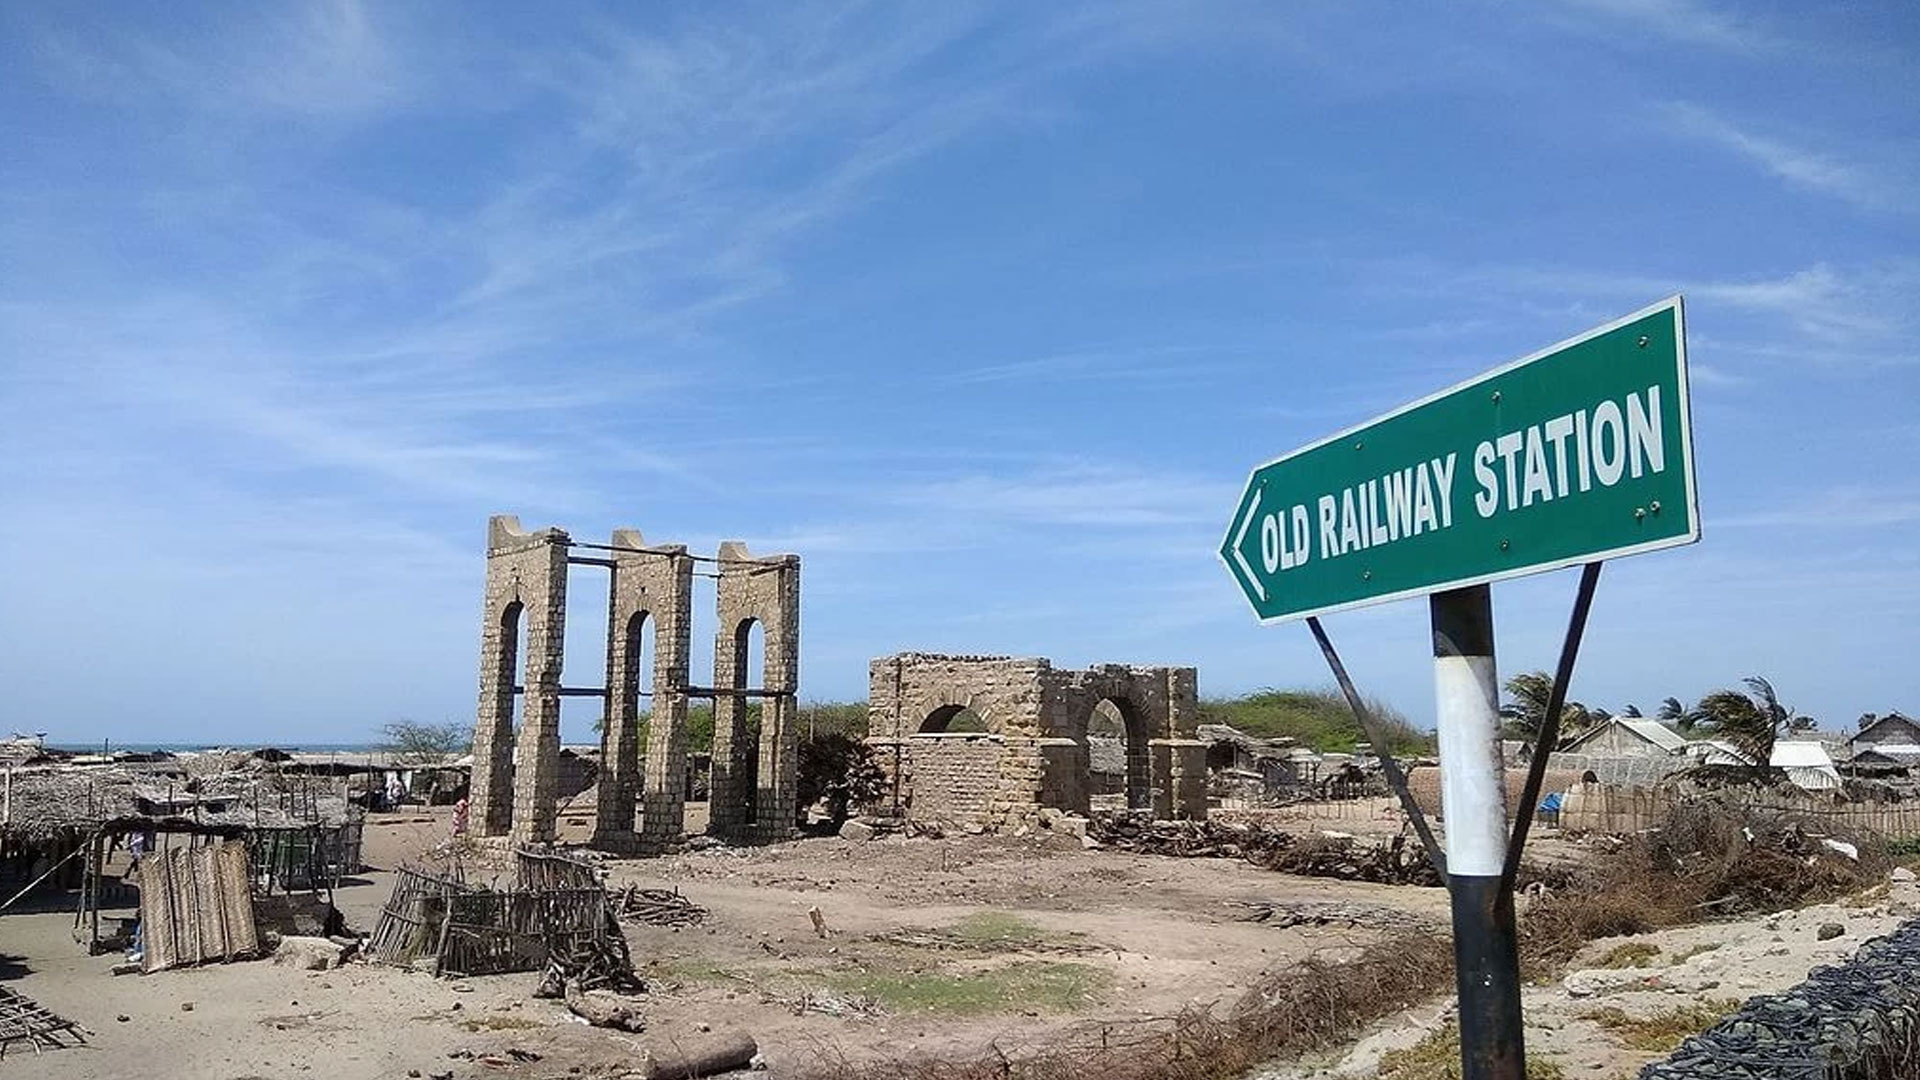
[1431,584,1524,1080]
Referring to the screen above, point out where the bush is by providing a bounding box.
[1523,794,1887,973]
[1199,688,1430,755]
[797,732,887,827]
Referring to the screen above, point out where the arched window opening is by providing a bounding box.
[920,705,988,734]
[731,618,765,823]
[1091,696,1152,811]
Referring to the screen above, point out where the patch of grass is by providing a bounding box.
[1581,999,1741,1052]
[1377,1022,1566,1080]
[826,961,1106,1016]
[950,912,1051,948]
[1669,942,1721,963]
[1595,941,1662,969]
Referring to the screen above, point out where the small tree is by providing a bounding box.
[795,733,887,828]
[381,719,471,764]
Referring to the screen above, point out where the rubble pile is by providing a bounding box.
[1642,920,1920,1080]
[1087,811,1441,886]
[1226,898,1441,931]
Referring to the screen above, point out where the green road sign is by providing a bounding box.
[1221,297,1699,622]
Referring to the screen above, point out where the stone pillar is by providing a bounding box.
[753,551,800,843]
[508,527,569,846]
[708,617,751,841]
[1163,739,1210,821]
[595,530,693,854]
[639,548,693,854]
[709,542,800,845]
[471,516,569,839]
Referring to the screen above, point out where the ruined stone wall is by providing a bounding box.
[469,516,569,843]
[710,542,801,845]
[867,653,1204,830]
[865,653,1049,741]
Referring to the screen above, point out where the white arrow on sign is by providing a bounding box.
[1230,487,1266,602]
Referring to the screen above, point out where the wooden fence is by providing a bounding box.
[1560,786,1920,840]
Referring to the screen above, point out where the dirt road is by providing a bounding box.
[7,810,1449,1079]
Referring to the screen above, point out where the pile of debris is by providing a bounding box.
[612,885,707,928]
[1225,898,1440,931]
[1087,811,1441,886]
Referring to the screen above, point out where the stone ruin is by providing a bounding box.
[865,652,1207,830]
[469,515,800,852]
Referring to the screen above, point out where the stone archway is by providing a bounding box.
[1089,696,1153,810]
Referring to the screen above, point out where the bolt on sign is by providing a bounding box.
[1221,297,1699,622]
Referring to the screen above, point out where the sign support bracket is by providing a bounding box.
[1305,616,1449,883]
[1501,560,1603,892]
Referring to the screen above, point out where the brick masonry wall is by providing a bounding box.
[900,734,1005,822]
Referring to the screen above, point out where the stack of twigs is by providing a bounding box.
[612,885,708,927]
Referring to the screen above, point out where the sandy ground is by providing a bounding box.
[4,807,1452,1079]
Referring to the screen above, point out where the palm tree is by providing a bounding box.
[1500,671,1593,747]
[1621,704,1643,718]
[1691,676,1810,774]
[1657,696,1692,731]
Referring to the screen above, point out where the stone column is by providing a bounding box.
[639,549,693,854]
[471,517,568,838]
[1163,739,1210,821]
[508,528,569,845]
[595,530,694,854]
[752,554,800,843]
[709,543,800,845]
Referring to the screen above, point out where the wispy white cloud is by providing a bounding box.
[1715,487,1920,530]
[942,346,1231,387]
[1362,258,1920,372]
[891,463,1234,529]
[1685,363,1747,388]
[1545,0,1778,53]
[24,0,418,118]
[1662,102,1908,214]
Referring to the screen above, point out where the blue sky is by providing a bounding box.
[2,1,1916,745]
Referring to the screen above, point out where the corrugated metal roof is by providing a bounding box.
[1567,716,1687,754]
[1617,718,1689,753]
[1773,741,1842,791]
[1859,742,1920,760]
[1770,740,1835,769]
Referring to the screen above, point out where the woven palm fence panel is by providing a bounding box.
[139,840,259,971]
[366,854,633,982]
[0,985,86,1056]
[365,865,468,969]
[439,886,612,978]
